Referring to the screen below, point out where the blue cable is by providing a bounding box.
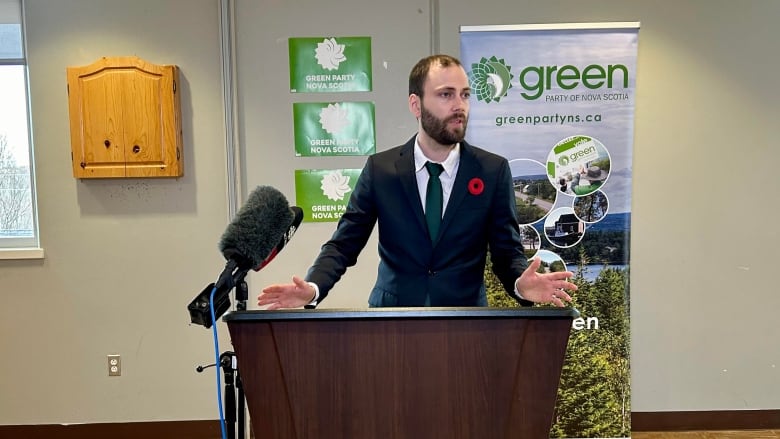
[209,286,228,439]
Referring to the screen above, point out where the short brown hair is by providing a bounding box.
[408,54,462,97]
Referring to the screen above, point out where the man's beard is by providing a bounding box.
[420,103,468,145]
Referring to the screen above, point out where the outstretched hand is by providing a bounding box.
[257,275,315,310]
[516,257,577,307]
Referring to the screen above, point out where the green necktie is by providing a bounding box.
[425,161,444,241]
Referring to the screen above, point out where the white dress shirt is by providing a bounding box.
[413,137,460,216]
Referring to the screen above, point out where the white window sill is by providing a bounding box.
[0,248,45,260]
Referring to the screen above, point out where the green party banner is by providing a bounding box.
[289,36,372,92]
[462,22,638,439]
[293,102,376,156]
[295,169,362,222]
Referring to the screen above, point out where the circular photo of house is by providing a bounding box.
[543,207,585,248]
[573,190,609,223]
[508,158,557,225]
[546,135,611,197]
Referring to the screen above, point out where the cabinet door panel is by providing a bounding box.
[68,69,126,177]
[122,68,165,176]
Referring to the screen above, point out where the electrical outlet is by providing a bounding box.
[107,354,121,376]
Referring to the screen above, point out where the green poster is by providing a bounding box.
[295,169,362,223]
[293,102,375,156]
[289,36,372,93]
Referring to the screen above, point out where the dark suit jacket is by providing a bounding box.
[306,136,531,307]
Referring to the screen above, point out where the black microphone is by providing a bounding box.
[188,186,302,328]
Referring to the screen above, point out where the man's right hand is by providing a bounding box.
[257,275,316,310]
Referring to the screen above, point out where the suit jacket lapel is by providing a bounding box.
[438,142,480,244]
[395,137,429,240]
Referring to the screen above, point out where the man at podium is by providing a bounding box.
[259,54,577,309]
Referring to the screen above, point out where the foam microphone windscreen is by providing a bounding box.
[218,186,294,269]
[254,206,304,271]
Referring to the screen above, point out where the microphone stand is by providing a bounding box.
[222,352,237,439]
[197,352,246,439]
[235,279,248,311]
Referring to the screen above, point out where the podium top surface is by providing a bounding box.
[223,307,580,322]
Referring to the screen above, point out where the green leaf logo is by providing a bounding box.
[468,56,513,104]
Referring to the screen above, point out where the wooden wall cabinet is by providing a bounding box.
[66,56,183,178]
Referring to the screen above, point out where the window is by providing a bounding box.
[0,0,39,253]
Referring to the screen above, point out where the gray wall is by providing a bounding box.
[235,0,430,309]
[0,0,229,423]
[0,0,777,426]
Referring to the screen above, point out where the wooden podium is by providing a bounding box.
[224,307,577,439]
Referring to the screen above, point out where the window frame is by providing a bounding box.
[0,0,42,258]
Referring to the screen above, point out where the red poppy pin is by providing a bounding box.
[468,178,484,195]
